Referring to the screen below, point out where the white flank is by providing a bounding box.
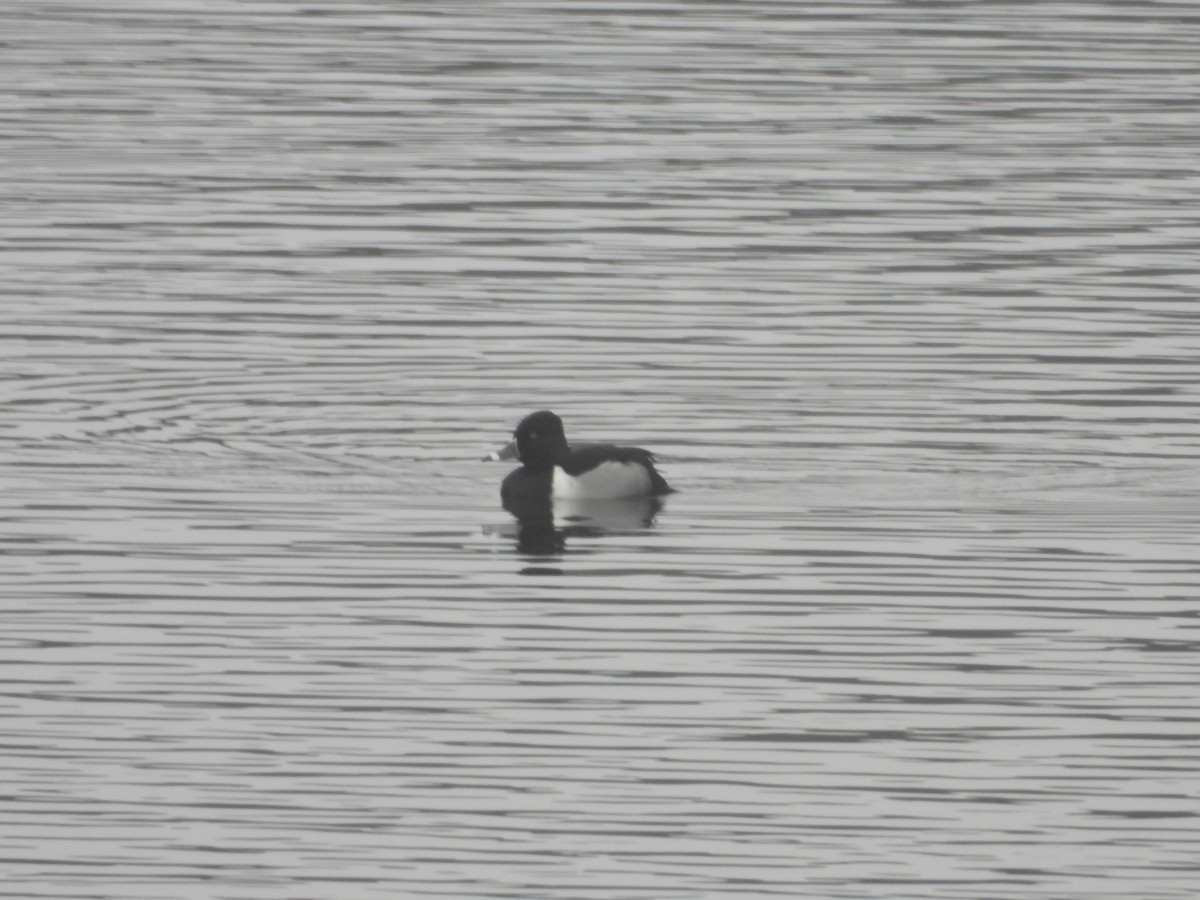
[552,461,652,500]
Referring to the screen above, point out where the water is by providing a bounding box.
[3,2,1199,898]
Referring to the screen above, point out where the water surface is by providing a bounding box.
[3,2,1199,898]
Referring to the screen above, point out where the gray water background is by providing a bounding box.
[3,2,1199,898]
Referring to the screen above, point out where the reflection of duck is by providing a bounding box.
[501,494,666,558]
[485,410,673,504]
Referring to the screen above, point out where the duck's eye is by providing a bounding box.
[528,431,538,440]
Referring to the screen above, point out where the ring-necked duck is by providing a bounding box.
[485,410,673,503]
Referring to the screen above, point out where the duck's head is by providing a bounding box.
[488,410,569,470]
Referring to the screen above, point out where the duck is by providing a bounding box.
[485,410,673,503]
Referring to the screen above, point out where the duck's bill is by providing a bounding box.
[484,439,518,462]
